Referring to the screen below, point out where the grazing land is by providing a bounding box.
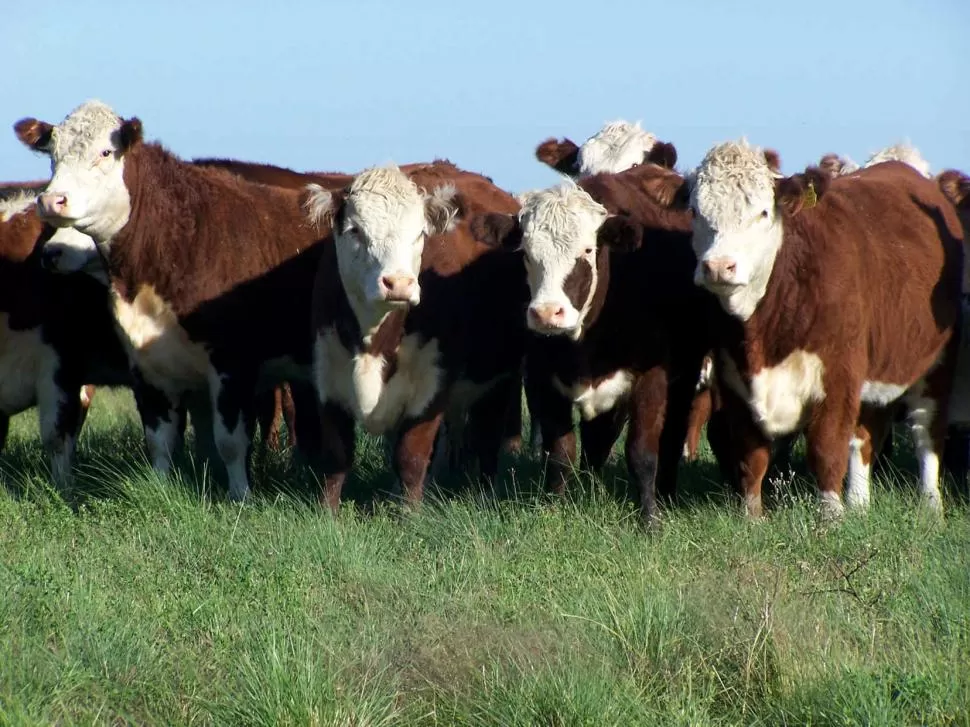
[1,390,968,726]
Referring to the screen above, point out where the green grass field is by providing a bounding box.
[1,389,969,726]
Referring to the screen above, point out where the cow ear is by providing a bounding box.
[469,213,522,251]
[423,183,462,236]
[118,117,143,151]
[14,118,54,151]
[645,141,678,169]
[535,137,581,177]
[775,167,830,216]
[303,183,342,231]
[937,169,970,208]
[598,215,642,252]
[763,149,782,174]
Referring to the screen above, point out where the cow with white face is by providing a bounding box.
[689,139,963,518]
[864,142,932,178]
[471,160,719,523]
[306,161,528,511]
[15,100,343,502]
[535,120,679,179]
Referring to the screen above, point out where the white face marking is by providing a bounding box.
[552,370,633,420]
[691,140,785,321]
[864,142,931,178]
[723,350,826,437]
[904,385,943,511]
[0,187,42,222]
[845,435,871,510]
[305,167,457,332]
[43,226,109,283]
[208,369,251,502]
[35,100,133,241]
[577,120,657,177]
[111,284,211,398]
[517,184,607,338]
[314,329,442,435]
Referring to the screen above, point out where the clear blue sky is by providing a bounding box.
[3,1,968,194]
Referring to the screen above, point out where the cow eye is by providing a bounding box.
[584,247,594,256]
[760,209,768,218]
[100,149,112,158]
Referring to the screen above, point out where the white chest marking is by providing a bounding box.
[0,315,58,414]
[314,329,442,434]
[111,285,211,397]
[553,370,633,420]
[724,350,826,437]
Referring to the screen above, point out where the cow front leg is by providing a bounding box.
[579,406,626,473]
[532,382,576,496]
[317,402,356,513]
[845,405,893,511]
[395,410,445,508]
[208,369,256,503]
[804,390,861,520]
[37,370,81,491]
[684,388,712,461]
[625,368,669,524]
[132,372,183,475]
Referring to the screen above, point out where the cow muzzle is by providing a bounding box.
[36,192,76,225]
[701,257,740,287]
[378,273,419,306]
[527,302,573,334]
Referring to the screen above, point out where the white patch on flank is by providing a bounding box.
[576,120,658,177]
[304,165,458,332]
[860,380,908,406]
[208,369,251,502]
[864,142,932,178]
[314,329,442,435]
[517,183,607,338]
[0,186,42,222]
[32,100,133,241]
[111,284,210,398]
[723,350,826,438]
[845,435,871,510]
[552,370,634,421]
[690,139,786,321]
[904,384,943,511]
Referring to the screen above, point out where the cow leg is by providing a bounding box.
[579,406,625,473]
[905,389,947,513]
[37,371,81,491]
[524,368,544,456]
[942,426,970,495]
[132,373,183,475]
[77,385,96,434]
[845,405,892,511]
[706,393,739,491]
[772,433,798,474]
[656,367,701,503]
[0,414,9,453]
[470,375,521,483]
[208,369,256,502]
[288,380,321,469]
[804,391,861,520]
[254,386,284,452]
[683,388,712,462]
[625,368,669,524]
[318,402,355,512]
[395,410,446,508]
[528,370,576,496]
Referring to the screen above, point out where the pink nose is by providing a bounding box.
[528,303,566,327]
[37,193,68,219]
[380,274,417,302]
[702,257,737,284]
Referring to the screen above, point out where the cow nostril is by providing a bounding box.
[381,275,394,291]
[552,306,565,319]
[724,262,737,275]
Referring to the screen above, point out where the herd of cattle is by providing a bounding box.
[3,100,970,524]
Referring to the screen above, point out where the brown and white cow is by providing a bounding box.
[0,183,139,486]
[688,139,963,518]
[15,100,336,501]
[535,120,678,178]
[470,161,721,524]
[304,161,528,510]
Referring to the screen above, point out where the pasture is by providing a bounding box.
[1,390,968,726]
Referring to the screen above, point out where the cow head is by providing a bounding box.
[471,183,641,339]
[305,164,460,328]
[689,139,828,320]
[14,100,143,242]
[535,120,670,179]
[864,142,931,178]
[38,225,107,282]
[818,153,860,179]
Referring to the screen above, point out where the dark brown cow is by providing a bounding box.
[688,140,963,518]
[15,100,340,501]
[470,159,721,524]
[305,161,527,510]
[0,182,137,485]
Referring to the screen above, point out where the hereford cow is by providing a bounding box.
[688,139,963,518]
[469,161,722,524]
[818,153,860,178]
[0,183,137,486]
[535,120,679,178]
[305,161,528,510]
[15,99,339,501]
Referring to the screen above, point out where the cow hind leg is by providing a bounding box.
[683,388,712,462]
[133,374,183,475]
[805,392,860,520]
[845,405,892,511]
[905,390,946,513]
[37,373,81,492]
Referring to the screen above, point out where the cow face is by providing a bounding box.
[14,100,142,242]
[689,140,785,321]
[485,185,640,339]
[577,121,657,177]
[305,165,459,327]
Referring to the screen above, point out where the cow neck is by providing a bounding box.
[723,220,818,380]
